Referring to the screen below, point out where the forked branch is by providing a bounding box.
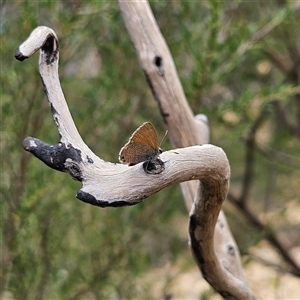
[15,26,227,208]
[15,20,256,299]
[118,1,257,299]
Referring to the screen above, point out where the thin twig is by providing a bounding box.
[227,192,300,277]
[238,108,269,206]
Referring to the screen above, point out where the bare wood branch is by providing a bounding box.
[190,183,256,300]
[15,2,257,296]
[118,1,257,299]
[15,26,227,210]
[118,1,204,148]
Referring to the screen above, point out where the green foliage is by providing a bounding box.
[1,0,300,298]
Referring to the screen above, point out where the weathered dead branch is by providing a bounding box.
[118,1,257,298]
[15,1,257,297]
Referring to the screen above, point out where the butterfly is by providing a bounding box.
[119,122,163,166]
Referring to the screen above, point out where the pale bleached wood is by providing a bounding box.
[15,9,256,298]
[118,1,257,299]
[118,1,206,148]
[15,26,227,208]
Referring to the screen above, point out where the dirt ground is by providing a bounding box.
[142,208,300,300]
[142,245,300,299]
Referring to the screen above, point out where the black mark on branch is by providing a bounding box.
[42,35,58,65]
[154,55,164,76]
[22,137,83,181]
[14,49,28,61]
[76,190,142,208]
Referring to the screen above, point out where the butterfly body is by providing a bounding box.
[119,122,162,166]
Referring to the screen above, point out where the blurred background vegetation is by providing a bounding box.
[1,1,300,299]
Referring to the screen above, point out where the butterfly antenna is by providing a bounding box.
[159,129,168,148]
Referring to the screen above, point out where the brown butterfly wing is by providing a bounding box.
[119,122,160,165]
[129,122,159,149]
[119,142,158,165]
